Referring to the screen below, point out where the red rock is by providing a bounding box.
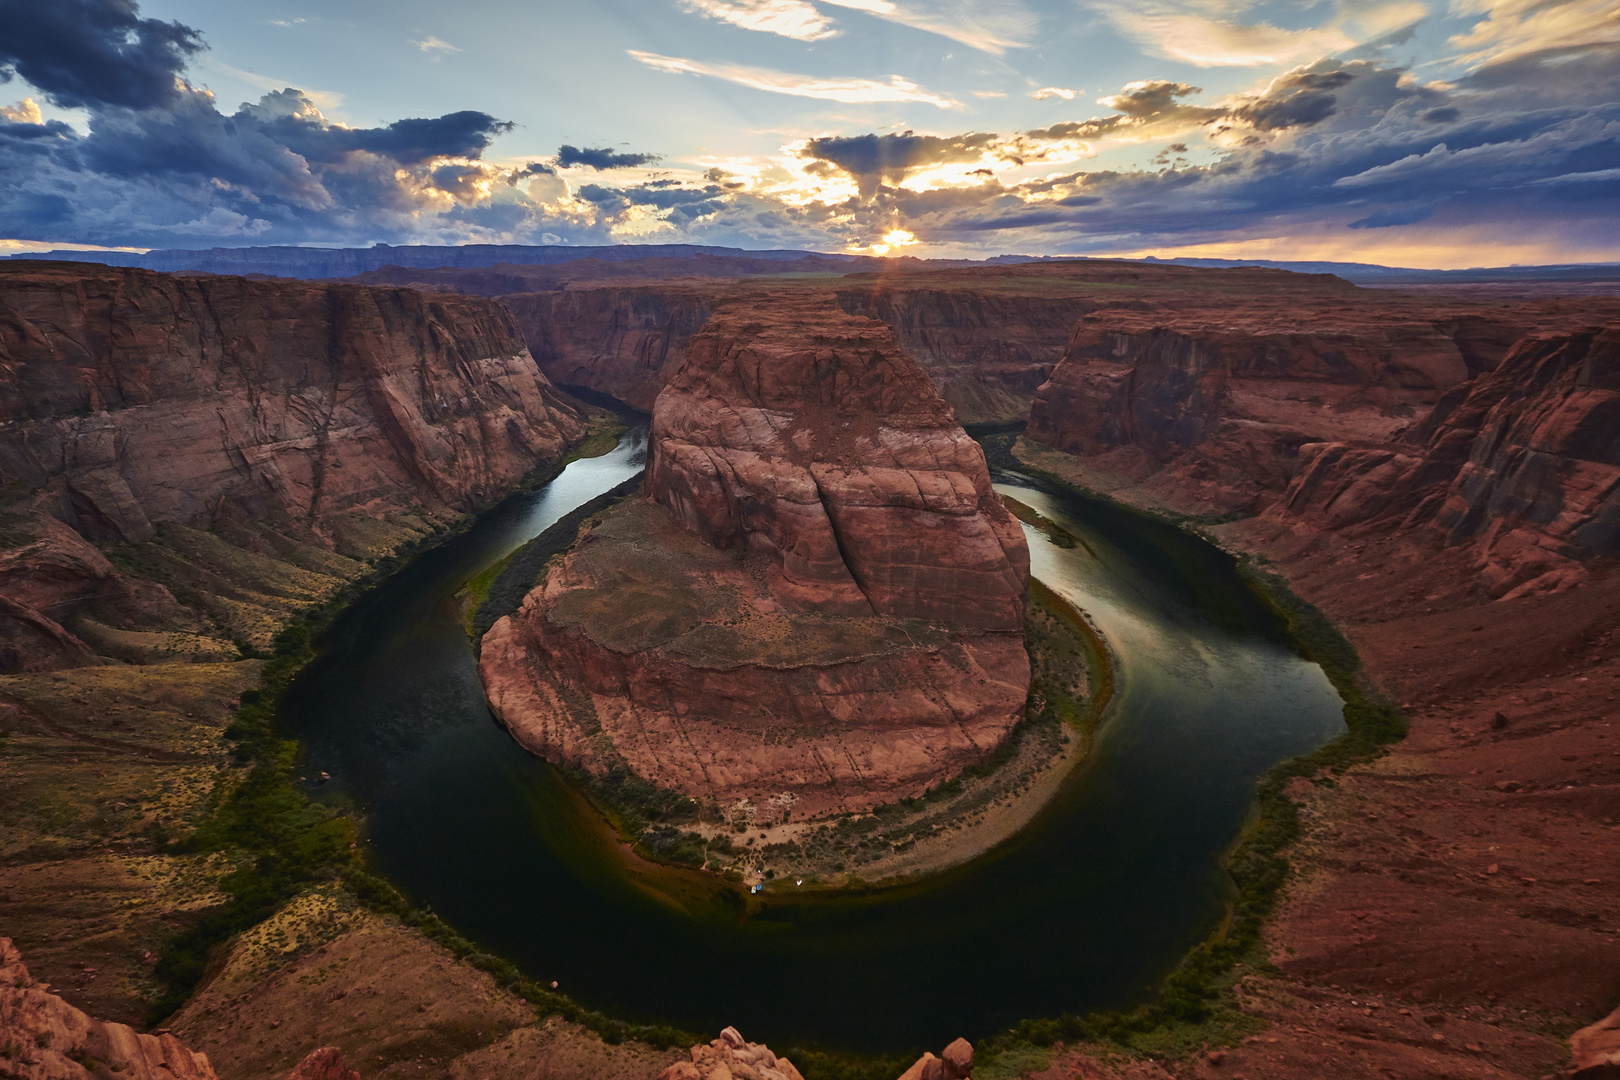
[0,261,585,544]
[647,296,1028,630]
[284,1046,363,1080]
[941,1036,973,1080]
[897,1052,944,1080]
[482,294,1029,816]
[0,935,219,1079]
[0,261,586,672]
[1273,324,1620,597]
[1024,273,1620,516]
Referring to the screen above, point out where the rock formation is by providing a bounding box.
[0,261,586,671]
[897,1037,974,1080]
[1023,274,1620,516]
[833,282,1098,423]
[658,1026,807,1080]
[1273,323,1620,598]
[283,1047,363,1080]
[481,295,1030,817]
[1566,1003,1620,1079]
[505,285,716,410]
[0,935,219,1080]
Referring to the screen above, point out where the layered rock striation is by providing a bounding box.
[0,261,586,671]
[0,935,219,1080]
[481,296,1030,817]
[833,282,1099,424]
[0,262,585,542]
[1274,323,1620,599]
[1024,278,1620,515]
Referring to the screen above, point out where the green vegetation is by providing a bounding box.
[965,440,1408,1064]
[343,868,700,1049]
[469,474,645,640]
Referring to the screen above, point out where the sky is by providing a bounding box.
[0,0,1616,266]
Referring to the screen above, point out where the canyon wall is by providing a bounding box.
[503,285,715,411]
[832,285,1100,424]
[497,270,1114,424]
[481,294,1031,816]
[1021,286,1620,516]
[1274,323,1620,599]
[0,262,586,671]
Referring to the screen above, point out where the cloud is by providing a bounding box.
[0,0,575,248]
[974,89,1008,98]
[816,0,1038,55]
[627,50,962,108]
[556,144,662,170]
[0,0,204,109]
[1029,87,1075,100]
[1448,0,1620,68]
[801,130,1000,194]
[3,0,1615,262]
[415,36,462,57]
[678,0,838,40]
[1084,0,1427,68]
[1,97,43,124]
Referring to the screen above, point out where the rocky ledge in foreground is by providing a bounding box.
[0,935,362,1080]
[480,294,1030,819]
[659,1027,974,1080]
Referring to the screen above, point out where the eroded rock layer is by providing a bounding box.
[1023,275,1620,516]
[0,262,585,672]
[481,295,1030,816]
[0,262,585,543]
[1274,323,1620,599]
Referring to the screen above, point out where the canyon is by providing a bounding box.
[480,293,1032,819]
[2,251,1618,1080]
[0,261,587,671]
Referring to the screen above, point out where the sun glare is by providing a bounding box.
[870,228,917,255]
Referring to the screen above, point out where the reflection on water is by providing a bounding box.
[283,445,1344,1056]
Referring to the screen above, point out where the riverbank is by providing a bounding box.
[506,560,1114,893]
[980,435,1618,1080]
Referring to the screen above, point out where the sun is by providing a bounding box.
[869,228,918,255]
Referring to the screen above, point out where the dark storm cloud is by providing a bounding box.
[252,104,515,165]
[752,55,1619,255]
[800,131,1000,196]
[0,0,551,248]
[556,144,661,169]
[0,0,203,110]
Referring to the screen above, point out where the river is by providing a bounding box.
[283,431,1344,1056]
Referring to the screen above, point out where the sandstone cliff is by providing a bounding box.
[481,294,1030,817]
[1023,282,1620,515]
[504,285,715,410]
[496,265,1148,425]
[0,262,586,671]
[833,283,1098,424]
[1274,323,1620,599]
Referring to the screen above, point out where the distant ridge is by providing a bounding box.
[0,243,874,280]
[1130,255,1620,285]
[5,242,1617,286]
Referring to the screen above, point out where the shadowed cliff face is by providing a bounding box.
[1276,323,1620,599]
[503,286,714,412]
[0,262,585,542]
[481,294,1031,816]
[497,274,1112,425]
[0,262,586,673]
[1022,286,1620,516]
[831,285,1099,424]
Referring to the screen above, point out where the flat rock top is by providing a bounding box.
[544,496,952,667]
